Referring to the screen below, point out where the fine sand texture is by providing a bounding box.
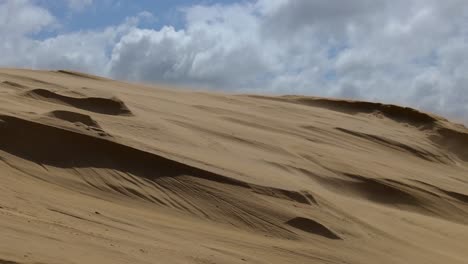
[0,68,467,264]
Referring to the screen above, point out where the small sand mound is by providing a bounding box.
[252,186,317,205]
[46,110,101,128]
[440,189,468,203]
[24,89,132,116]
[0,258,19,264]
[309,173,428,209]
[335,127,446,163]
[285,217,341,240]
[1,81,27,89]
[431,127,468,162]
[296,98,439,125]
[250,95,440,127]
[341,173,422,206]
[56,70,106,80]
[291,97,439,126]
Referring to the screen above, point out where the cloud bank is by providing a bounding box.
[0,0,467,122]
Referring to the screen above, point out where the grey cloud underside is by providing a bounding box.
[0,0,467,123]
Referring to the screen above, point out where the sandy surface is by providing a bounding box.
[0,68,467,264]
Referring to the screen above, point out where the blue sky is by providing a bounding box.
[36,0,240,33]
[1,0,468,123]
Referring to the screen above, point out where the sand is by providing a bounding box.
[0,68,467,264]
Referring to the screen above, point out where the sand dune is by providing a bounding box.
[0,68,467,264]
[45,110,102,128]
[23,88,132,116]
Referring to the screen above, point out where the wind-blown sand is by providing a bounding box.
[0,68,467,264]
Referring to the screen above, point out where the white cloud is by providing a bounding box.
[0,0,467,123]
[0,0,55,36]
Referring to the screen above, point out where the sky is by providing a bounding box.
[1,0,467,123]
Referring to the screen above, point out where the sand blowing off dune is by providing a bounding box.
[0,68,467,264]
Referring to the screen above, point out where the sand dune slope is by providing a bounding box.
[0,68,467,264]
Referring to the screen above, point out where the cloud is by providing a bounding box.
[0,0,55,36]
[0,0,56,66]
[0,0,467,123]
